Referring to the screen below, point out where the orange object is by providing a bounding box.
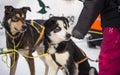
[91,15,102,31]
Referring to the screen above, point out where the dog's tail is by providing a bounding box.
[89,67,98,75]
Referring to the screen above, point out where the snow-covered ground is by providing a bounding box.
[0,28,100,75]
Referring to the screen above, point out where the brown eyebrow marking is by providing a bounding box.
[16,14,21,18]
[21,14,25,18]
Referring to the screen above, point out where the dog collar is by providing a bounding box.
[47,42,58,48]
[52,45,57,50]
[6,31,23,39]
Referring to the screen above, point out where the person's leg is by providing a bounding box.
[99,27,120,75]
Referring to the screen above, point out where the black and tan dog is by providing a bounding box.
[2,6,46,75]
[43,16,98,75]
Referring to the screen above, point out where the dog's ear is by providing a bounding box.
[62,17,70,29]
[44,18,56,28]
[21,7,31,13]
[62,17,69,23]
[4,6,14,14]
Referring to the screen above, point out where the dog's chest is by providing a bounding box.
[48,46,70,66]
[55,52,69,66]
[6,24,42,49]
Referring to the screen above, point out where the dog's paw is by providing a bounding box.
[48,46,56,54]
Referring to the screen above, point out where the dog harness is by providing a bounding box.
[51,54,64,69]
[48,43,91,70]
[6,20,44,49]
[30,20,45,47]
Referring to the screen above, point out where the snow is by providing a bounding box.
[0,29,100,75]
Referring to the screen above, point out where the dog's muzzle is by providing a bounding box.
[21,25,27,32]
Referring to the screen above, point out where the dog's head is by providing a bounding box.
[3,6,31,35]
[44,16,71,44]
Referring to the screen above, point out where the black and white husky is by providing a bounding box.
[43,16,98,75]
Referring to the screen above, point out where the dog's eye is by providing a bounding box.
[63,23,69,30]
[54,27,61,33]
[12,17,20,22]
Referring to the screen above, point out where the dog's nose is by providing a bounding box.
[66,33,71,39]
[22,25,27,30]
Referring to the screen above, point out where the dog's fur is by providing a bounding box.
[2,6,47,75]
[43,16,98,75]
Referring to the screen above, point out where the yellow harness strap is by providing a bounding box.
[88,30,102,34]
[30,20,45,47]
[1,49,48,68]
[76,57,88,64]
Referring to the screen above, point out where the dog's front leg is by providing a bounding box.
[48,66,59,75]
[45,55,59,75]
[20,50,35,75]
[40,57,49,75]
[36,44,49,75]
[10,53,19,75]
[25,55,35,75]
[25,53,35,75]
[25,56,35,75]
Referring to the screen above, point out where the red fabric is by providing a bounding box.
[99,27,120,75]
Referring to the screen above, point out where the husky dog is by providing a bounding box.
[43,16,98,75]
